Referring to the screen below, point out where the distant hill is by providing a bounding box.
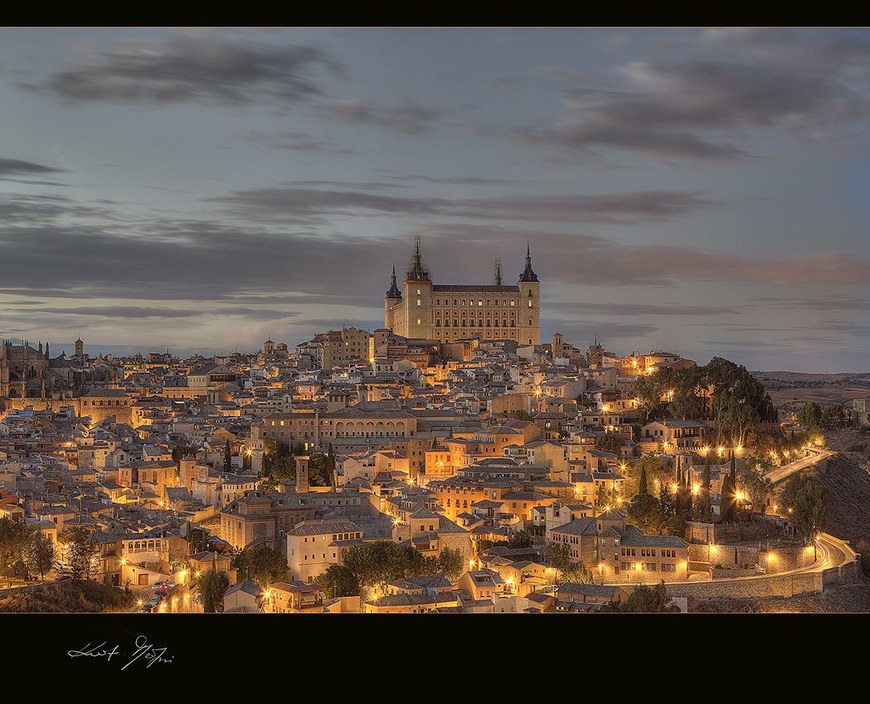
[751,371,870,413]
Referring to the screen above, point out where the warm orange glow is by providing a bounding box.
[634,562,641,571]
[670,483,678,493]
[736,491,745,501]
[709,544,718,556]
[767,552,775,563]
[717,446,725,457]
[702,446,711,455]
[692,484,699,495]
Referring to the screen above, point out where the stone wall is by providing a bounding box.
[685,520,782,545]
[665,572,822,600]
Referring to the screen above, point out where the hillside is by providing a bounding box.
[0,580,134,613]
[751,371,870,413]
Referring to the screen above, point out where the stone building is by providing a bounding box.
[0,339,71,400]
[384,237,541,346]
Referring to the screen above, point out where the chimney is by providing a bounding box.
[295,455,310,493]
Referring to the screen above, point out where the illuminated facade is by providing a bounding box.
[385,238,541,346]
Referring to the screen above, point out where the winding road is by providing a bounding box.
[765,449,835,485]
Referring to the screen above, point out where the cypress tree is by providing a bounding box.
[638,465,648,496]
[223,438,232,473]
[701,456,712,521]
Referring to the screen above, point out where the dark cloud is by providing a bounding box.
[547,319,658,340]
[548,302,739,316]
[419,225,870,287]
[243,130,360,157]
[3,306,299,320]
[508,56,869,160]
[324,98,441,135]
[0,158,66,175]
[25,32,340,106]
[210,185,718,225]
[751,295,870,312]
[397,175,533,186]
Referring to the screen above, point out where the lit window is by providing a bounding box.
[417,288,421,295]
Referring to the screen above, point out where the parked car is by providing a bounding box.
[54,574,73,582]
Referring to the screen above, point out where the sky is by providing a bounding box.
[0,28,868,372]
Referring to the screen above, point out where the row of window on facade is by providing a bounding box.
[620,547,678,558]
[435,319,518,327]
[618,562,677,572]
[429,298,524,306]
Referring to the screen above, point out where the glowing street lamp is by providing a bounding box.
[691,484,699,496]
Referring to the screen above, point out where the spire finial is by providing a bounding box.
[518,241,539,283]
[406,235,431,281]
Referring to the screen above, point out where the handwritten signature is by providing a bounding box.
[67,635,174,670]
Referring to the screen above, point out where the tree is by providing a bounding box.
[608,581,675,612]
[633,374,662,422]
[172,442,200,463]
[26,531,55,581]
[796,402,823,430]
[544,541,571,582]
[563,561,592,584]
[596,434,621,454]
[188,525,209,554]
[741,466,773,518]
[820,404,845,429]
[509,410,533,421]
[0,516,32,577]
[596,485,611,509]
[627,494,667,535]
[223,438,232,473]
[315,564,360,599]
[637,465,649,496]
[197,568,230,613]
[700,457,712,522]
[792,479,828,548]
[720,451,739,523]
[714,392,760,447]
[508,529,532,548]
[59,526,99,581]
[436,547,464,581]
[341,541,407,595]
[232,545,290,587]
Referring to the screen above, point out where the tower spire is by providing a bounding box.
[518,242,539,282]
[386,261,402,298]
[406,235,431,281]
[494,257,502,286]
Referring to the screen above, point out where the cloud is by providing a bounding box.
[751,295,870,312]
[547,319,658,340]
[210,185,718,225]
[3,305,300,320]
[324,98,441,135]
[507,55,869,160]
[547,302,739,316]
[242,130,360,157]
[419,224,870,287]
[25,32,340,106]
[0,158,66,175]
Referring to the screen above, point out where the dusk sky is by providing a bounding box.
[1,28,868,372]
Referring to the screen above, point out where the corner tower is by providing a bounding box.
[517,244,541,346]
[403,236,432,339]
[384,263,403,332]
